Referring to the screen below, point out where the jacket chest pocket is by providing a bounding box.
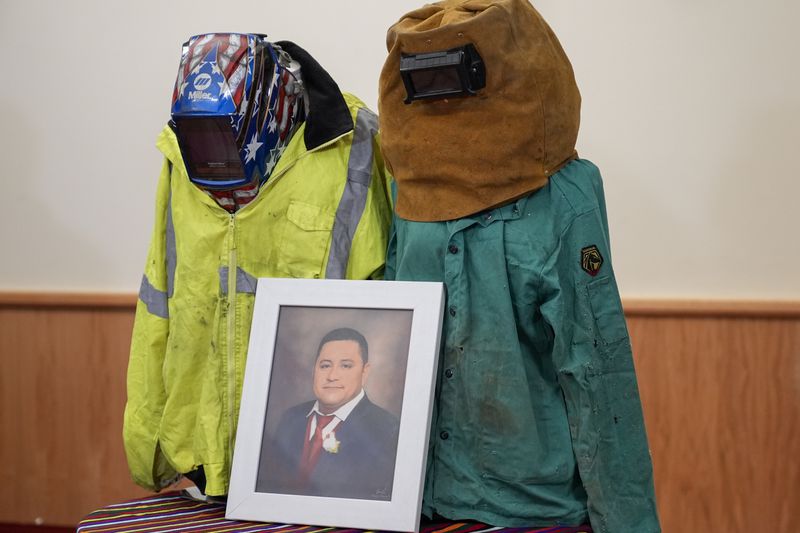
[277,200,335,278]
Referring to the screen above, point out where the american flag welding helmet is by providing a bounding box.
[171,33,305,190]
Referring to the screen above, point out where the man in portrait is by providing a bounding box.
[257,327,400,500]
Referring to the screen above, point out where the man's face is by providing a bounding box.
[313,339,370,414]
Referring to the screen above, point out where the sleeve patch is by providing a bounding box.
[581,245,603,276]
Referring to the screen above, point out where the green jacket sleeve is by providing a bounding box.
[122,158,179,491]
[539,179,661,533]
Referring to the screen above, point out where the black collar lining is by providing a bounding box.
[275,41,354,150]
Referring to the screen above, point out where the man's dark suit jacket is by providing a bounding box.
[256,395,400,500]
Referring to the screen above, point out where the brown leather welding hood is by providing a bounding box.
[378,0,581,222]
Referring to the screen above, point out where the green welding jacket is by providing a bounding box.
[123,91,393,496]
[386,159,661,533]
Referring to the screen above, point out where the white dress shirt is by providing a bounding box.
[305,388,365,440]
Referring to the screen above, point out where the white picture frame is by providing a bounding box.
[227,278,445,533]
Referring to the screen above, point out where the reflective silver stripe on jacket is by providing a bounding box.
[139,275,169,319]
[325,108,377,279]
[166,180,177,298]
[219,267,258,295]
[138,176,176,320]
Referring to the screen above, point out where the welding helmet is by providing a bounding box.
[378,0,581,222]
[171,33,304,190]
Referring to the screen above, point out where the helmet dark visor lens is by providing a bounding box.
[175,116,245,182]
[400,44,485,104]
[408,67,462,96]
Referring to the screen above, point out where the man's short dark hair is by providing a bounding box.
[316,327,369,363]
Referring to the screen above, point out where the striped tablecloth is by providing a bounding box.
[77,492,592,533]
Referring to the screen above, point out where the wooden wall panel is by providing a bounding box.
[0,294,798,530]
[628,315,800,533]
[0,305,151,525]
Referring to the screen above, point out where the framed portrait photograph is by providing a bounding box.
[227,278,445,532]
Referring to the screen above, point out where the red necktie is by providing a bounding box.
[299,414,336,483]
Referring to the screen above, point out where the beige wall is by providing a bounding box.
[1,0,799,298]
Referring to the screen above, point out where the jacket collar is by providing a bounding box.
[275,41,354,150]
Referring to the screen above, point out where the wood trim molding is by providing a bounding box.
[623,298,800,318]
[0,292,137,309]
[1,291,799,318]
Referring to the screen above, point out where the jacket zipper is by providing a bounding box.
[227,214,237,468]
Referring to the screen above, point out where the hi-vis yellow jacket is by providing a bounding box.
[123,85,393,495]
